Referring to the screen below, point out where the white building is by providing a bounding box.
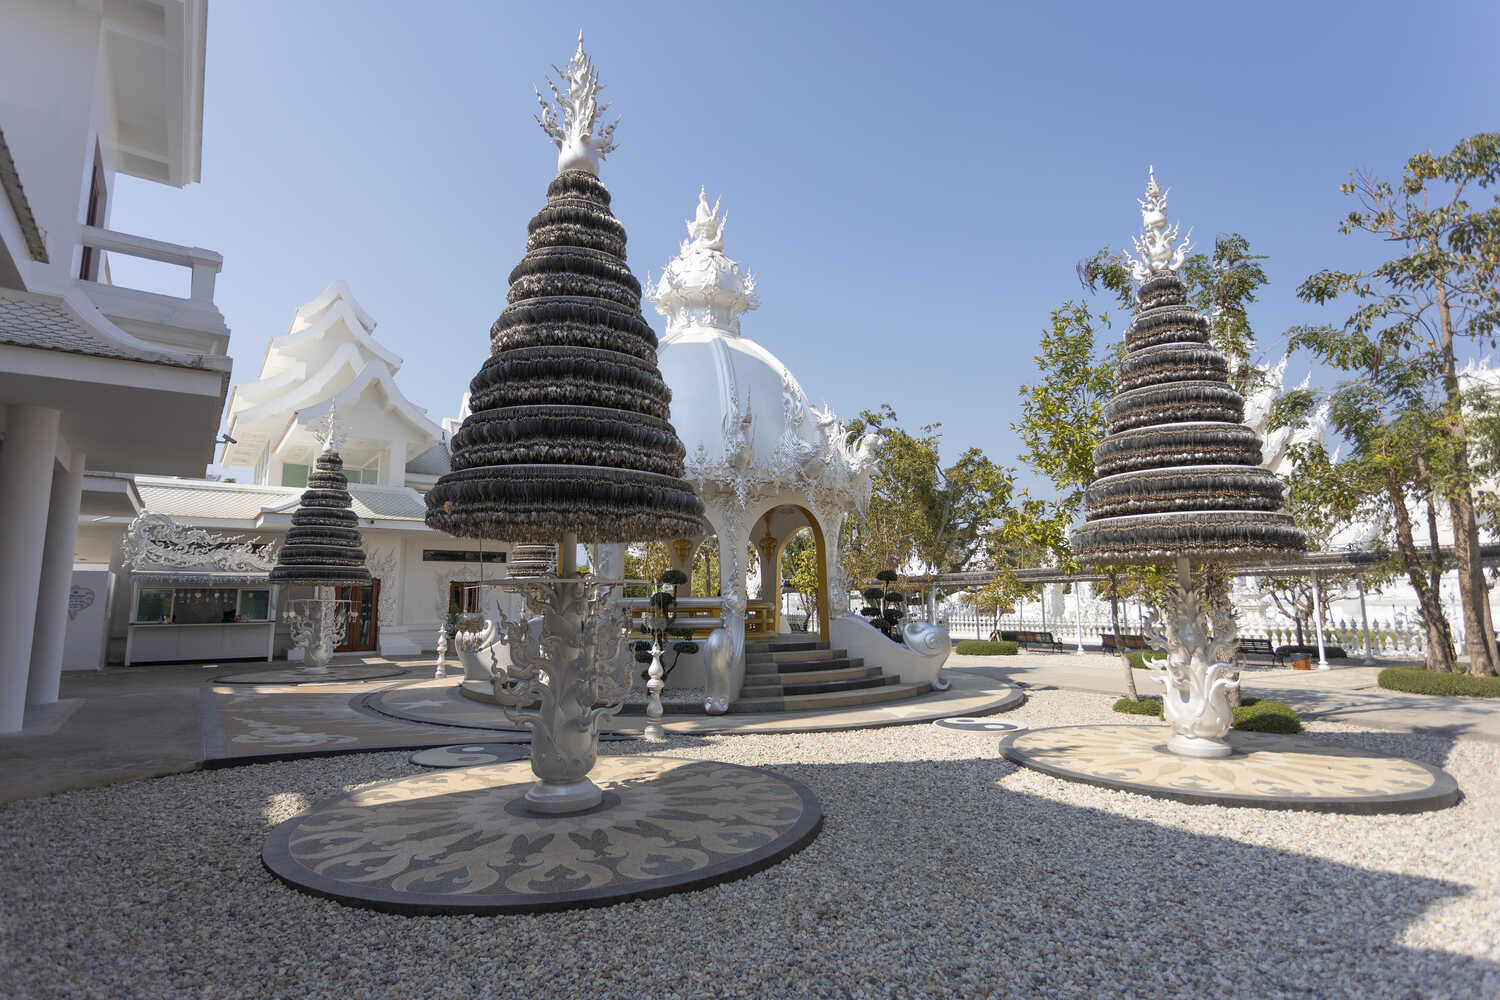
[0,0,231,731]
[72,281,517,666]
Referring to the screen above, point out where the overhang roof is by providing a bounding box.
[0,287,203,366]
[134,476,429,523]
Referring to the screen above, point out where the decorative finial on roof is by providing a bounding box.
[685,186,725,252]
[312,404,344,453]
[533,30,619,176]
[1128,165,1193,282]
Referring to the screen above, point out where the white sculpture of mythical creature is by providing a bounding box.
[123,512,276,572]
[454,611,543,685]
[701,628,734,714]
[1143,572,1238,757]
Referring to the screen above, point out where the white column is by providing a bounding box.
[1357,577,1374,666]
[1073,582,1085,654]
[1311,570,1329,670]
[0,405,62,732]
[28,448,86,705]
[385,440,407,487]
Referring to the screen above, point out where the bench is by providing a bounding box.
[1012,629,1067,652]
[1238,637,1278,663]
[1099,632,1149,651]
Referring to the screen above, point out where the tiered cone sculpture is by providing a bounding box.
[269,429,371,672]
[426,34,705,812]
[1072,169,1304,758]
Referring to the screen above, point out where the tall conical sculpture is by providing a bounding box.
[1073,168,1304,757]
[271,420,370,673]
[425,35,704,813]
[425,36,703,544]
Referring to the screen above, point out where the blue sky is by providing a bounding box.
[109,0,1500,494]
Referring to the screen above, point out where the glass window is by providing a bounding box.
[172,588,240,625]
[237,590,271,621]
[135,589,173,623]
[354,468,378,484]
[281,463,309,488]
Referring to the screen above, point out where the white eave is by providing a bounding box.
[99,0,208,187]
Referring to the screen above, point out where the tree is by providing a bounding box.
[622,541,671,598]
[840,405,1018,600]
[780,529,820,630]
[1294,133,1500,676]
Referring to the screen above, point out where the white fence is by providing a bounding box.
[937,610,1436,661]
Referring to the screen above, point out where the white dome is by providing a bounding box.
[649,191,867,505]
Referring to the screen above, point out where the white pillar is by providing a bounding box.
[1073,582,1085,654]
[28,448,86,705]
[1357,577,1374,666]
[385,439,407,487]
[1311,570,1329,669]
[0,405,62,732]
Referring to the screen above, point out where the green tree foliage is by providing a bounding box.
[1293,133,1500,676]
[839,404,1018,597]
[779,529,820,629]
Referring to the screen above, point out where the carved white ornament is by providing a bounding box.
[123,512,277,573]
[1142,560,1238,758]
[68,586,96,621]
[649,189,760,338]
[365,547,399,626]
[1129,166,1194,282]
[534,31,619,176]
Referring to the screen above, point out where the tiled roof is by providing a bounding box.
[0,288,198,367]
[0,126,47,262]
[134,477,429,523]
[405,442,451,475]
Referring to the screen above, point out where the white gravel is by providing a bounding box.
[3,688,1497,999]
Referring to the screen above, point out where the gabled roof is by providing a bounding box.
[262,281,402,375]
[134,476,429,523]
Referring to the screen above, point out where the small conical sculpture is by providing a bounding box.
[271,425,370,672]
[425,35,704,813]
[1072,168,1304,758]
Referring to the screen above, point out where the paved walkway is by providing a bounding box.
[947,651,1500,743]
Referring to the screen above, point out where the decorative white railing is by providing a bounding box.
[79,224,222,306]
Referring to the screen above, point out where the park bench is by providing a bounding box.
[1237,637,1278,663]
[1099,632,1149,652]
[1012,629,1067,652]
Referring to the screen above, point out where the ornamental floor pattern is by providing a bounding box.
[1000,724,1461,813]
[261,755,822,913]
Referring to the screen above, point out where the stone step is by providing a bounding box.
[745,639,826,655]
[730,682,932,714]
[738,674,900,699]
[761,665,884,685]
[768,656,863,674]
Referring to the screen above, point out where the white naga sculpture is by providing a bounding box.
[533,31,618,176]
[1129,166,1193,282]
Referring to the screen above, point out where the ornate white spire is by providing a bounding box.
[1129,166,1193,281]
[533,31,619,176]
[311,404,344,453]
[649,189,759,339]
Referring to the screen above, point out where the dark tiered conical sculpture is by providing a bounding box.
[425,167,705,544]
[1072,252,1304,566]
[269,446,371,585]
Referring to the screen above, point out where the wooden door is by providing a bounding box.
[335,580,380,652]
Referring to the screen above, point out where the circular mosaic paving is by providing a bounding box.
[408,743,531,768]
[263,756,822,914]
[934,717,1027,734]
[999,725,1460,814]
[214,664,407,685]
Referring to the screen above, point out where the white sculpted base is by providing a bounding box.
[1145,559,1239,759]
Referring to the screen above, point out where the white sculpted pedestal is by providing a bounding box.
[1146,559,1238,759]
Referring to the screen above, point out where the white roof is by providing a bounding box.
[134,476,428,523]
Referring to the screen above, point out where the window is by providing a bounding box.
[135,589,173,623]
[281,464,309,488]
[237,590,271,621]
[171,588,240,625]
[349,468,379,484]
[423,549,505,563]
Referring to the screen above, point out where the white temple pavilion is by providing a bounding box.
[69,282,517,667]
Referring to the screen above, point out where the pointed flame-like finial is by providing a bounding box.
[533,30,620,176]
[312,403,343,454]
[1129,165,1193,282]
[685,186,725,252]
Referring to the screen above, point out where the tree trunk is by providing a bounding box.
[1435,279,1499,676]
[1389,471,1457,671]
[1110,572,1138,700]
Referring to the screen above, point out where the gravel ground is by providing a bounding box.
[2,689,1497,1000]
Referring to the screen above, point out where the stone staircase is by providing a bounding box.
[731,637,931,713]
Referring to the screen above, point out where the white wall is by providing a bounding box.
[0,0,114,293]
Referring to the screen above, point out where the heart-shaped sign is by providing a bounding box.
[68,586,95,621]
